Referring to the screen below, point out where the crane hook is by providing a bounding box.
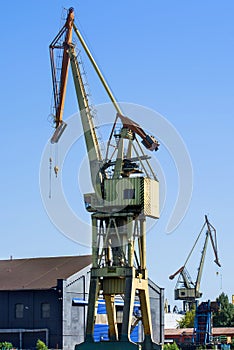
[54,165,59,177]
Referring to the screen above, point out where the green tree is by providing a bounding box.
[177,308,195,328]
[213,293,234,327]
[163,342,180,350]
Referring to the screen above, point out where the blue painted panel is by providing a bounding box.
[94,324,109,342]
[130,324,139,342]
[73,297,140,342]
[97,301,106,314]
[94,324,139,343]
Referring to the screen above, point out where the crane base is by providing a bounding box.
[75,340,161,350]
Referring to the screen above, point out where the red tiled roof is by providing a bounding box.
[212,328,234,336]
[165,327,234,337]
[0,255,92,290]
[165,328,193,336]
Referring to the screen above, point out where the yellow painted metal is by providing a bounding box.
[143,178,159,218]
[68,46,102,162]
[140,219,146,269]
[137,280,153,336]
[68,45,104,196]
[73,22,122,116]
[104,294,118,340]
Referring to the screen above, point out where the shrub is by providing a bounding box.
[164,342,180,350]
[36,339,48,350]
[0,342,13,349]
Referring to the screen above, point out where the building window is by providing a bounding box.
[15,303,24,318]
[41,303,50,318]
[123,189,135,199]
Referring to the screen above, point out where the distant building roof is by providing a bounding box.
[0,255,92,290]
[165,327,234,337]
[164,328,193,337]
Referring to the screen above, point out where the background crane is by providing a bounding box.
[49,8,161,350]
[169,215,221,312]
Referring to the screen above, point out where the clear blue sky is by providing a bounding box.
[0,1,233,308]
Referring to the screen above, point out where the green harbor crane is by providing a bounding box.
[49,8,161,350]
[169,215,221,312]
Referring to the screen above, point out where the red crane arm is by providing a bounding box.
[117,113,160,151]
[49,8,74,142]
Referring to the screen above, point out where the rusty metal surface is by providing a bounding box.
[0,255,91,290]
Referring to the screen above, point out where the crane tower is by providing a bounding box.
[169,215,221,312]
[49,8,161,350]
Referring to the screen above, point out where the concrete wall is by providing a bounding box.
[62,264,91,350]
[148,278,164,345]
